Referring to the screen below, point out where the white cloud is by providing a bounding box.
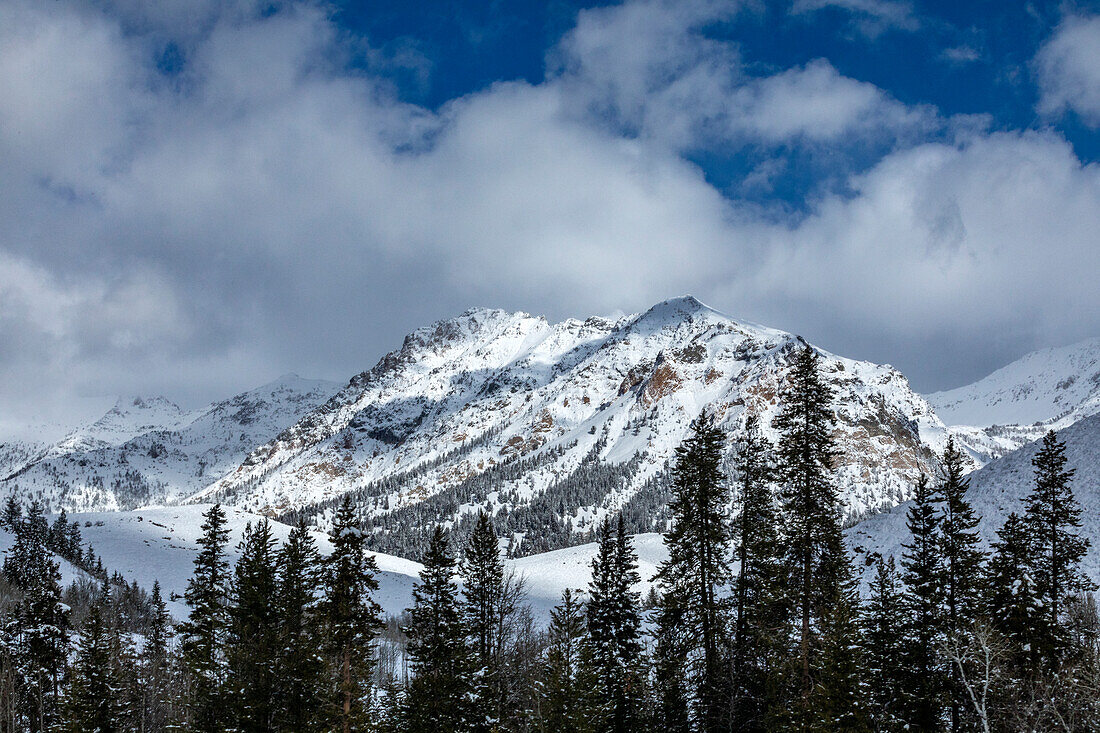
[726,60,936,142]
[1035,14,1100,127]
[940,45,980,64]
[553,0,933,151]
[744,131,1100,348]
[791,0,919,36]
[0,0,1098,427]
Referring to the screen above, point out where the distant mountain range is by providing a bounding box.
[3,297,1098,560]
[1,376,338,510]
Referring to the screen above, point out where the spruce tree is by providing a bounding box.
[899,473,944,730]
[105,600,141,731]
[652,590,690,733]
[985,513,1042,677]
[654,413,731,731]
[1024,430,1095,667]
[321,495,384,733]
[863,557,907,732]
[6,500,67,732]
[3,501,51,590]
[178,503,231,732]
[730,413,785,731]
[540,588,589,733]
[936,438,986,732]
[463,511,506,732]
[56,604,120,732]
[140,580,175,732]
[48,510,68,556]
[66,522,82,562]
[813,529,868,732]
[275,519,326,732]
[0,496,19,532]
[226,519,280,731]
[773,344,845,727]
[585,516,645,733]
[404,525,474,732]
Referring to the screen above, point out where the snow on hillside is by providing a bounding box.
[71,505,422,620]
[928,338,1100,456]
[847,412,1100,586]
[70,504,665,622]
[3,376,340,512]
[197,296,953,550]
[510,533,668,618]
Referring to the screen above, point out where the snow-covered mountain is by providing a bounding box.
[1,376,339,512]
[194,296,954,556]
[848,411,1100,586]
[929,338,1100,462]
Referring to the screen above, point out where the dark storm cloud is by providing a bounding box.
[1,0,1099,431]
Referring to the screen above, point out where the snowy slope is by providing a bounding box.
[509,533,667,618]
[928,338,1100,462]
[71,503,666,622]
[929,338,1100,427]
[847,412,1100,586]
[71,505,422,620]
[196,297,954,551]
[3,376,339,512]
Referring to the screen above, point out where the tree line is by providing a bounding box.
[0,345,1097,731]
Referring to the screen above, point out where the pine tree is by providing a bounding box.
[773,344,846,727]
[863,557,907,732]
[899,474,944,730]
[651,589,690,733]
[66,522,82,562]
[321,495,384,733]
[56,604,121,732]
[985,513,1042,676]
[5,500,67,732]
[654,413,731,731]
[936,438,986,732]
[585,516,645,733]
[404,526,475,732]
[1024,430,1095,667]
[463,511,506,732]
[0,497,19,532]
[813,529,868,732]
[140,580,175,732]
[48,510,69,556]
[274,519,326,732]
[730,413,785,731]
[3,501,51,590]
[540,589,589,733]
[178,503,231,732]
[226,519,280,731]
[105,601,141,731]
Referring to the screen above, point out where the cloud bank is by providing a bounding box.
[0,0,1098,428]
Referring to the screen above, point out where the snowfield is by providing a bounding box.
[510,533,668,617]
[928,337,1100,428]
[69,505,421,620]
[59,505,668,622]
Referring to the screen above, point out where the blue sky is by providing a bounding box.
[336,0,1100,197]
[2,0,1100,426]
